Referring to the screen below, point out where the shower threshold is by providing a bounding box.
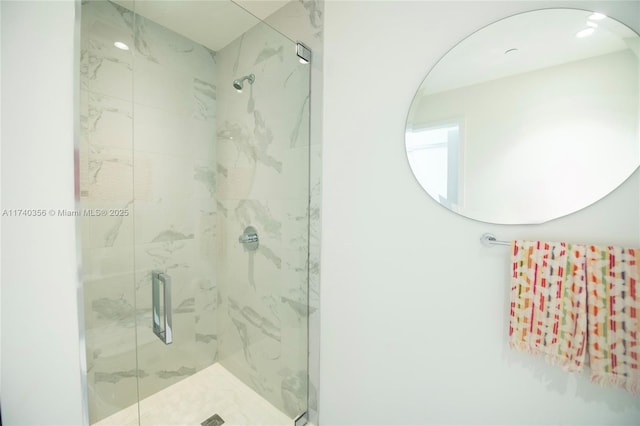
[94,363,292,426]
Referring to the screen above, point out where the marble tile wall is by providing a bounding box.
[215,17,311,420]
[80,1,218,423]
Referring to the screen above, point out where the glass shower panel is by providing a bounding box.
[79,1,139,424]
[215,20,311,422]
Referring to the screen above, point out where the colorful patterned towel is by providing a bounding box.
[509,240,587,371]
[586,245,640,394]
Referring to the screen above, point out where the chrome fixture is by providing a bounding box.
[480,233,511,247]
[152,271,173,345]
[233,74,255,92]
[238,226,259,251]
[296,42,311,64]
[294,412,308,426]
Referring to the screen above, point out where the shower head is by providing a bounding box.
[233,74,255,92]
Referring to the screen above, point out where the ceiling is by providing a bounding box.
[112,0,290,51]
[421,9,638,95]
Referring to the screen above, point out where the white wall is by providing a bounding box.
[320,1,640,425]
[1,1,86,425]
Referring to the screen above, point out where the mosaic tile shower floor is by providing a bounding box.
[94,363,292,426]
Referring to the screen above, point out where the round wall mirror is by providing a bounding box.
[405,8,640,224]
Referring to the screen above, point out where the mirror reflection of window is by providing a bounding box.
[406,122,461,210]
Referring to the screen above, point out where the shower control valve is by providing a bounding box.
[239,233,258,244]
[238,226,259,251]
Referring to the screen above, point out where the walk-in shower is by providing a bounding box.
[79,1,311,424]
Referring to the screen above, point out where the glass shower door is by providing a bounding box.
[129,1,311,424]
[128,3,220,423]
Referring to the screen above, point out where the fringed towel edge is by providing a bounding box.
[509,340,584,373]
[590,373,640,396]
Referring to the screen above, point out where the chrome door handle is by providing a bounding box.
[152,271,173,345]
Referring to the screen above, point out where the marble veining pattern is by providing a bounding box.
[228,297,281,342]
[193,78,217,121]
[235,200,282,238]
[289,93,310,148]
[94,369,145,384]
[302,0,323,34]
[104,200,134,247]
[232,33,245,74]
[217,119,283,173]
[254,45,284,65]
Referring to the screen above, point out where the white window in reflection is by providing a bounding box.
[406,122,461,210]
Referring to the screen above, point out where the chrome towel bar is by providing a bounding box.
[480,233,511,247]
